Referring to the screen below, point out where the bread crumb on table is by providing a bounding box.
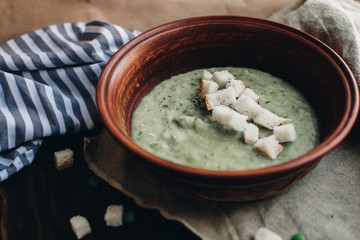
[254,227,283,240]
[70,215,91,239]
[54,148,73,170]
[104,204,124,227]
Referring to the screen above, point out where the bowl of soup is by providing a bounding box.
[96,16,359,201]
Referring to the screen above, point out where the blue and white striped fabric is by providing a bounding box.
[0,21,140,181]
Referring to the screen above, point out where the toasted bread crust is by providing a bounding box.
[196,80,205,97]
[281,118,291,126]
[54,160,73,170]
[204,94,212,110]
[254,144,283,160]
[238,80,246,89]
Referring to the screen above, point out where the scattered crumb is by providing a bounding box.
[104,205,124,227]
[54,148,73,170]
[70,215,91,239]
[254,227,282,240]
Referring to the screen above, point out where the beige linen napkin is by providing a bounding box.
[85,128,360,240]
[270,0,360,83]
[85,0,360,239]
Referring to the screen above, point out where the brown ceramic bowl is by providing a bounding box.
[97,16,359,201]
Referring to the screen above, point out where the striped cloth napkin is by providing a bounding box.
[0,21,140,181]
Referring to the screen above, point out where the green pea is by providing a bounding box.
[124,210,136,224]
[291,233,307,240]
[88,176,101,189]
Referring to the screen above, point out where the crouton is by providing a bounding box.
[231,95,263,119]
[274,123,296,142]
[54,148,73,170]
[253,109,290,130]
[254,135,283,159]
[242,88,259,102]
[212,106,248,132]
[202,69,212,80]
[204,87,236,110]
[211,70,235,88]
[104,205,124,227]
[243,123,259,144]
[70,215,91,239]
[254,227,283,240]
[197,80,219,98]
[226,80,246,97]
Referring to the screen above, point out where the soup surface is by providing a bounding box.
[131,67,320,170]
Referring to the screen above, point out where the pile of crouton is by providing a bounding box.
[197,69,296,159]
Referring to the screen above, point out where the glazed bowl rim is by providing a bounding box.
[97,15,359,179]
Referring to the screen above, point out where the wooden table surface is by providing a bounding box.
[0,132,200,240]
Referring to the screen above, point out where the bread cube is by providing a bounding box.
[70,215,91,239]
[253,109,290,130]
[254,135,283,159]
[254,227,282,240]
[243,123,259,144]
[197,80,219,98]
[204,87,236,110]
[212,105,233,123]
[202,69,212,80]
[54,148,73,170]
[212,106,248,132]
[211,70,235,88]
[104,205,124,227]
[242,88,259,102]
[226,80,245,97]
[231,95,263,119]
[273,123,296,142]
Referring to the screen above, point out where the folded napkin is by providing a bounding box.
[84,0,360,239]
[0,21,140,181]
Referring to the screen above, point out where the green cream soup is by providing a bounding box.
[131,67,320,170]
